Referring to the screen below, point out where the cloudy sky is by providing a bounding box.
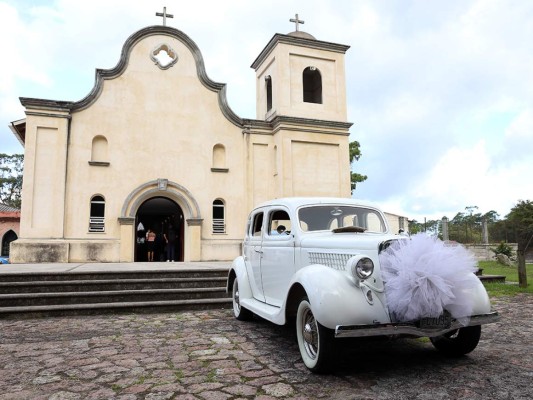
[1,0,531,221]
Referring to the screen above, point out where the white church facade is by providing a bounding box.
[9,20,355,263]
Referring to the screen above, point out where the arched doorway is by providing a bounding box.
[135,197,184,262]
[1,230,18,257]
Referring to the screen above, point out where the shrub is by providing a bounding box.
[490,241,514,258]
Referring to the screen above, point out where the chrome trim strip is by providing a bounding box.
[335,312,500,338]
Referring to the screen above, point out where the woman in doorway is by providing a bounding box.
[146,228,156,262]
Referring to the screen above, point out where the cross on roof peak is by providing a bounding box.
[156,6,174,26]
[290,13,305,31]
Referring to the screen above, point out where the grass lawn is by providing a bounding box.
[478,260,532,296]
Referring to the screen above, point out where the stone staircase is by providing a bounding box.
[0,268,232,318]
[0,266,505,318]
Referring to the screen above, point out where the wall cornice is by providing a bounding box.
[251,33,350,70]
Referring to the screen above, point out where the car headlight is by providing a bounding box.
[351,257,374,280]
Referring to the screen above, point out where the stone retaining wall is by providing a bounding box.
[463,243,518,261]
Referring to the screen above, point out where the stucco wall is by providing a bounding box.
[13,27,353,263]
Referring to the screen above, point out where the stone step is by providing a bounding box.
[0,277,227,294]
[0,298,232,318]
[0,268,232,317]
[0,269,229,282]
[0,287,228,307]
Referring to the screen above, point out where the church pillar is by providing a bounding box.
[19,110,71,239]
[118,217,135,262]
[187,218,203,261]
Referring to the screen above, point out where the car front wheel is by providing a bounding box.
[430,325,481,356]
[296,297,336,373]
[232,278,252,321]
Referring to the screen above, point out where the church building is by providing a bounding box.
[9,14,353,263]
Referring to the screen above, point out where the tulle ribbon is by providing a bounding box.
[379,234,479,325]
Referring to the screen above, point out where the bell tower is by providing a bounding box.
[251,14,350,123]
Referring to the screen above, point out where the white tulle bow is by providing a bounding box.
[379,234,479,324]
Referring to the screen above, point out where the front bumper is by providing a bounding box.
[335,312,500,338]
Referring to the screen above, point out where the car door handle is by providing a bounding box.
[254,247,263,254]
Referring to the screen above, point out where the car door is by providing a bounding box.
[243,209,266,302]
[259,208,295,307]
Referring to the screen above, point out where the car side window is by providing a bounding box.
[268,209,292,235]
[252,212,264,237]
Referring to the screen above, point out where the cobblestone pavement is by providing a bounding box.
[0,294,531,400]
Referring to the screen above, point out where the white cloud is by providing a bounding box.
[505,110,533,140]
[396,140,533,220]
[1,0,531,221]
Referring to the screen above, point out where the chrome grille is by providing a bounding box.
[308,252,356,270]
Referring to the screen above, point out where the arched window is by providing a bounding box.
[1,230,17,256]
[212,199,226,234]
[91,135,108,162]
[303,67,322,104]
[265,75,272,112]
[89,195,105,232]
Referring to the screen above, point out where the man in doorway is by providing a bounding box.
[164,224,177,262]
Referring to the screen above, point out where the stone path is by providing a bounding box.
[0,294,531,399]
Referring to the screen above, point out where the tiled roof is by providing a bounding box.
[0,203,20,212]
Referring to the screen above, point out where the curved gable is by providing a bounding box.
[72,26,243,127]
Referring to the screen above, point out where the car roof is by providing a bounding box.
[253,197,383,213]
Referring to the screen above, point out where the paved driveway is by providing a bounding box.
[0,294,531,399]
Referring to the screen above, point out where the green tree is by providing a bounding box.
[349,140,367,193]
[0,153,24,208]
[408,219,440,236]
[464,205,482,243]
[505,200,533,287]
[482,210,500,224]
[409,219,423,234]
[449,212,467,242]
[448,206,485,243]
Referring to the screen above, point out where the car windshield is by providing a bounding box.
[298,205,387,233]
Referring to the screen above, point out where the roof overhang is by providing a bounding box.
[9,118,26,146]
[251,33,350,70]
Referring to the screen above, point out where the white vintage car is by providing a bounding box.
[227,197,499,373]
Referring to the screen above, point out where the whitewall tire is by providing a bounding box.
[296,297,336,373]
[232,278,252,321]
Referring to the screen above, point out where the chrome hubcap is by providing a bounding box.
[301,308,318,359]
[233,282,240,313]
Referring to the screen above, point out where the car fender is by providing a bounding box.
[468,278,493,315]
[288,264,391,330]
[227,256,253,301]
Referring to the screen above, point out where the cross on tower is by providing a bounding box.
[290,13,305,31]
[156,7,174,26]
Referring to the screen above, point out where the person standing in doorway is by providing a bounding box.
[146,228,156,262]
[154,229,164,261]
[164,224,177,262]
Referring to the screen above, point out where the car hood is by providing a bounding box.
[299,232,403,252]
